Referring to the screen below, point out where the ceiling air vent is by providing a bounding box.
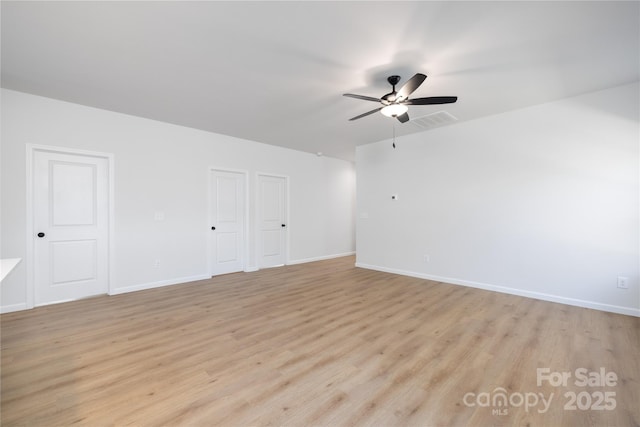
[408,110,457,130]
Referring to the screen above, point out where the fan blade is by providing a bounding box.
[343,93,381,103]
[396,73,427,101]
[396,112,410,123]
[349,107,383,121]
[405,96,457,105]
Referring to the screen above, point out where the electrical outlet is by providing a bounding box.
[617,276,629,289]
[154,259,161,268]
[423,255,430,263]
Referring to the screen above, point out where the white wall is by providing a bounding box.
[356,82,639,316]
[1,89,355,312]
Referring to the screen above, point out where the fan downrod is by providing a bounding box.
[382,75,403,103]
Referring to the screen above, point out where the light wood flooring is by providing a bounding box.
[2,256,639,426]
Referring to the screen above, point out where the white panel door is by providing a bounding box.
[33,150,109,305]
[210,170,245,275]
[258,174,287,268]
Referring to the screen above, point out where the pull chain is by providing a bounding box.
[392,123,396,149]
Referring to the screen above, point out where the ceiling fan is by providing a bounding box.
[344,73,457,123]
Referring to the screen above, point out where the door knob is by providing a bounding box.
[211,226,216,230]
[37,232,45,238]
[281,224,286,228]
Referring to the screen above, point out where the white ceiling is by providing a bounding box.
[2,1,638,162]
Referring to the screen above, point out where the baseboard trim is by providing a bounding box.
[1,302,29,314]
[288,252,355,266]
[1,256,357,313]
[355,262,640,318]
[110,274,211,296]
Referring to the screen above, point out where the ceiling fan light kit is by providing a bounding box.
[344,73,457,123]
[381,103,408,117]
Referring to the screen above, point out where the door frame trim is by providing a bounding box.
[255,172,290,269]
[25,144,115,309]
[207,167,249,275]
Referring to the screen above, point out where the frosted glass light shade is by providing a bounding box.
[381,104,408,117]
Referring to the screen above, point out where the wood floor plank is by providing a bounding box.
[2,256,638,426]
